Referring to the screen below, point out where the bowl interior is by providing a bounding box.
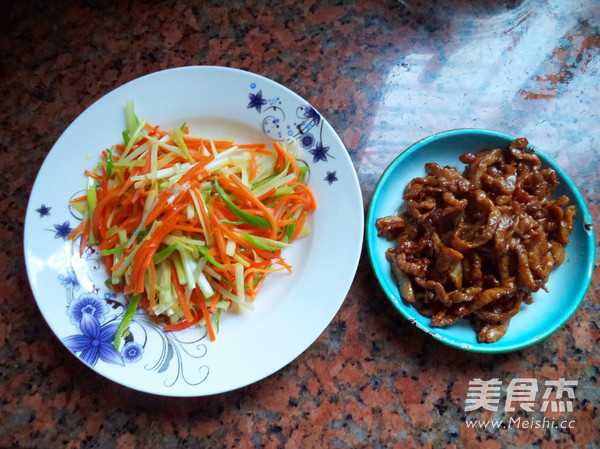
[366,129,594,353]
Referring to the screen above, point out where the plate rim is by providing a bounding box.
[24,65,364,395]
[366,128,595,353]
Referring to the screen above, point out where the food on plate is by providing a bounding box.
[375,138,575,343]
[68,101,316,346]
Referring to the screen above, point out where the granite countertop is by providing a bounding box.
[1,1,599,447]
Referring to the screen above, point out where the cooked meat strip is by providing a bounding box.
[376,138,575,343]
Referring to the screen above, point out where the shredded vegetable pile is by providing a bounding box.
[68,100,316,347]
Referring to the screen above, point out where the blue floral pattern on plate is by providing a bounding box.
[324,171,338,185]
[122,341,144,363]
[52,221,73,239]
[247,89,268,112]
[36,204,51,217]
[63,313,123,367]
[309,142,331,163]
[57,264,210,387]
[67,293,107,324]
[248,84,337,181]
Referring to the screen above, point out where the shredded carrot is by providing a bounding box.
[209,291,222,310]
[194,288,215,341]
[250,273,267,302]
[249,148,258,180]
[85,170,102,181]
[68,220,84,239]
[172,266,195,323]
[149,263,157,310]
[69,195,87,204]
[79,219,90,258]
[173,224,205,234]
[273,141,299,177]
[68,106,316,340]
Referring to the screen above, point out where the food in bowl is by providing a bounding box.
[375,138,575,343]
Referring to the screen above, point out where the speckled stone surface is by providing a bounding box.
[1,0,599,448]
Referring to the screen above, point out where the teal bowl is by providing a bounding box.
[366,129,594,353]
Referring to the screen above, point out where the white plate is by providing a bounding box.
[24,66,363,396]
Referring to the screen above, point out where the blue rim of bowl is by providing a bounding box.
[366,128,595,353]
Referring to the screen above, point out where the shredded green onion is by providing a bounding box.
[106,148,113,179]
[215,308,222,333]
[113,293,142,350]
[197,245,225,268]
[153,244,179,264]
[215,178,271,229]
[100,245,124,256]
[241,232,292,251]
[283,223,295,243]
[298,166,310,183]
